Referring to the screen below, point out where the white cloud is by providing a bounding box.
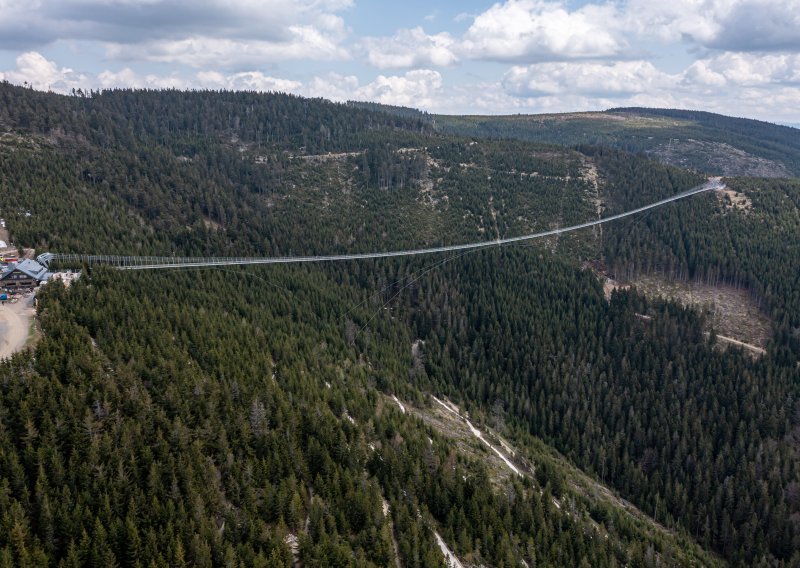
[4,51,798,123]
[492,56,800,121]
[195,70,302,92]
[623,0,724,45]
[110,25,349,68]
[501,55,800,102]
[0,51,304,94]
[461,0,623,61]
[362,27,457,69]
[0,51,89,91]
[685,52,800,86]
[0,52,441,109]
[503,61,673,97]
[360,0,625,70]
[362,0,800,72]
[97,68,192,90]
[0,0,354,41]
[682,60,728,88]
[0,0,353,67]
[624,0,800,51]
[306,70,444,108]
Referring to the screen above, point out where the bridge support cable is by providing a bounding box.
[38,179,724,271]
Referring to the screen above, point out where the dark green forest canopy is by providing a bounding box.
[0,256,738,567]
[0,83,430,152]
[0,85,799,566]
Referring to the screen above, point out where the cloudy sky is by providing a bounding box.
[1,0,799,122]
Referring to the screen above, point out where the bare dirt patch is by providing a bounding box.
[581,157,608,249]
[713,334,766,356]
[399,394,524,487]
[291,151,364,163]
[0,132,43,152]
[603,277,629,300]
[715,188,752,212]
[651,139,791,177]
[0,294,37,359]
[203,217,223,231]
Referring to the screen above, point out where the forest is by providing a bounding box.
[0,82,799,566]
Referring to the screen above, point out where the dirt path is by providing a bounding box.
[713,333,766,355]
[0,295,35,359]
[434,531,464,568]
[381,497,403,568]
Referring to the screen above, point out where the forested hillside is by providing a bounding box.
[1,83,799,566]
[400,249,799,565]
[432,108,800,178]
[1,83,598,259]
[591,147,800,361]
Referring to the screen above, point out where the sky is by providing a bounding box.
[1,0,799,123]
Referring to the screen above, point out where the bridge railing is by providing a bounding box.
[46,254,261,269]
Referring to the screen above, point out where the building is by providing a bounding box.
[0,259,52,290]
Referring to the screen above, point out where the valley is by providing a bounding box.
[0,84,798,567]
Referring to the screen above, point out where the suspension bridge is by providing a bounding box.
[36,178,724,271]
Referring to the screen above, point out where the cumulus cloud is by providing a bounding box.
[306,70,444,108]
[460,0,623,61]
[625,0,800,51]
[622,0,724,45]
[362,0,624,69]
[2,51,799,122]
[0,51,90,91]
[0,52,443,110]
[500,55,800,101]
[685,53,800,86]
[195,71,302,92]
[110,26,349,68]
[362,28,457,69]
[0,51,303,94]
[503,61,672,97]
[2,0,800,123]
[96,68,193,90]
[0,0,352,66]
[362,0,800,71]
[0,0,353,43]
[493,56,800,121]
[709,0,800,51]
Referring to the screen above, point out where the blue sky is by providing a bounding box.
[1,0,799,122]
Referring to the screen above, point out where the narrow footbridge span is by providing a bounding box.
[37,179,724,271]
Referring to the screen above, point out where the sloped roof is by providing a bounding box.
[1,259,52,282]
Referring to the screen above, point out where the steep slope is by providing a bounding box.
[1,260,728,566]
